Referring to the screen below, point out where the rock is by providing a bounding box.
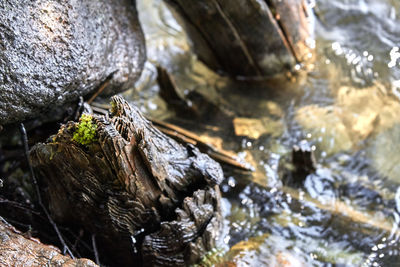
[295,84,400,156]
[0,0,145,125]
[0,217,98,267]
[368,124,400,183]
[233,117,283,139]
[30,96,223,266]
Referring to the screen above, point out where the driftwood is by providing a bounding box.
[150,118,253,171]
[164,0,313,78]
[30,96,224,266]
[0,217,97,267]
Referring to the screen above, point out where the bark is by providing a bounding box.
[164,0,313,78]
[30,96,224,266]
[0,0,145,125]
[0,217,97,267]
[142,186,222,266]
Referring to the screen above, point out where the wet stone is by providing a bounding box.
[0,0,145,125]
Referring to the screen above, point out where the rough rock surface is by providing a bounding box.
[0,0,145,125]
[0,217,98,267]
[30,96,224,266]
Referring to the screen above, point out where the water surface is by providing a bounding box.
[129,1,400,266]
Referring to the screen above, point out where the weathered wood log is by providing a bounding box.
[30,96,224,266]
[142,186,222,266]
[0,217,97,266]
[164,0,313,78]
[0,0,145,125]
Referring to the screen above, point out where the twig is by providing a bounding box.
[91,234,100,265]
[91,106,109,116]
[19,123,74,258]
[0,197,41,215]
[150,118,253,171]
[0,217,33,230]
[73,96,84,121]
[71,229,84,254]
[87,70,118,104]
[60,227,93,253]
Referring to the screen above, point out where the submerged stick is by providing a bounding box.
[281,185,400,237]
[150,118,253,171]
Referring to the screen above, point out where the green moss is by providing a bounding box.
[72,114,97,147]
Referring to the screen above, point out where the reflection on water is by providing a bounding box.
[131,0,400,265]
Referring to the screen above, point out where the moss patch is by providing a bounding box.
[72,114,97,147]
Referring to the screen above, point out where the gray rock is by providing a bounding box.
[0,0,145,125]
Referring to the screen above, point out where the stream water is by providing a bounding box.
[127,0,400,266]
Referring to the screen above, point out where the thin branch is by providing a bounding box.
[91,234,100,265]
[150,118,254,171]
[19,123,74,258]
[73,96,85,121]
[87,70,118,104]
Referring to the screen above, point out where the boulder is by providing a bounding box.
[0,0,145,125]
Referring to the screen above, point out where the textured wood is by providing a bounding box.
[30,96,223,266]
[165,0,313,78]
[269,0,313,62]
[0,218,97,267]
[142,186,222,266]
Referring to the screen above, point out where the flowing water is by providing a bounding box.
[127,0,400,266]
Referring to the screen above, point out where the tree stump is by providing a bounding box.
[30,96,224,266]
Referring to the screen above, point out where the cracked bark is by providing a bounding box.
[29,96,224,266]
[0,217,98,267]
